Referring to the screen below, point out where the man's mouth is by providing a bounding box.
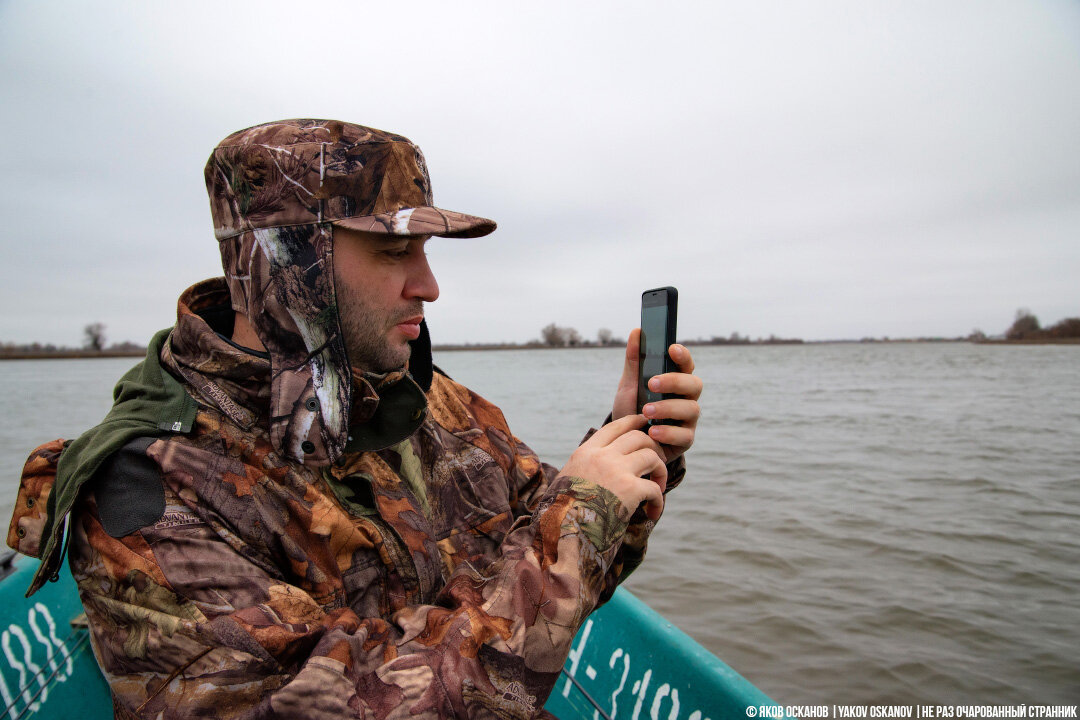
[395,315,424,340]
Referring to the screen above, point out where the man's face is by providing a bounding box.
[332,228,439,374]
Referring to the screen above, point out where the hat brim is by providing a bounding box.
[332,206,496,239]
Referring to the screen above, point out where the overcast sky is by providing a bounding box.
[1,1,1078,346]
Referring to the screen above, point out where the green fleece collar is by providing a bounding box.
[26,326,427,595]
[27,328,197,596]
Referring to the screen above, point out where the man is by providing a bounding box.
[8,119,701,718]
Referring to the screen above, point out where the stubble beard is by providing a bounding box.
[336,286,422,374]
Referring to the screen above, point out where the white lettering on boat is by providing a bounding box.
[2,625,44,714]
[0,603,75,718]
[563,618,594,699]
[608,648,630,719]
[562,619,713,720]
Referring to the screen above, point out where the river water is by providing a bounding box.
[1,344,1077,704]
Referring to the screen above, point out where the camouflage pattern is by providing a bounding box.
[45,280,682,719]
[204,120,497,467]
[205,119,497,242]
[4,118,687,717]
[7,439,65,559]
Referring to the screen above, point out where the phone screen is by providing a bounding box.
[638,287,677,414]
[640,303,668,406]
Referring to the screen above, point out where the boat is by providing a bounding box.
[0,550,111,720]
[0,549,780,719]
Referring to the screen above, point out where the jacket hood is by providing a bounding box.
[214,228,435,466]
[217,223,352,465]
[167,278,434,465]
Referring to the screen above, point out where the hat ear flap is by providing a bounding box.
[237,224,352,465]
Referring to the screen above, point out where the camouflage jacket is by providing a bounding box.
[11,279,682,719]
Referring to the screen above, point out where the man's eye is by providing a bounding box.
[385,248,410,259]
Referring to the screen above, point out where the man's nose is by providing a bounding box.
[405,253,440,302]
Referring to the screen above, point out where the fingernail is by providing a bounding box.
[649,378,660,391]
[643,404,656,417]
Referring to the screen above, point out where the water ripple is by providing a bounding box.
[3,344,1077,704]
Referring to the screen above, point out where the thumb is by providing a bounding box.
[621,328,641,388]
[612,328,642,420]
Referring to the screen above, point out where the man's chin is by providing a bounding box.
[349,343,412,375]
[393,346,413,373]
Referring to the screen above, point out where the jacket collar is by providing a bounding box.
[162,279,272,429]
[164,278,430,451]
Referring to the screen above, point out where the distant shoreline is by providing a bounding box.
[433,338,1080,351]
[3,337,1077,361]
[972,338,1080,345]
[0,350,147,360]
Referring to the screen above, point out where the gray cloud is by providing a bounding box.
[2,0,1077,346]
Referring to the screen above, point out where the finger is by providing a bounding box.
[640,480,665,521]
[615,329,641,394]
[648,371,703,400]
[588,412,649,446]
[609,428,666,456]
[647,462,668,494]
[623,328,641,380]
[647,422,695,450]
[629,447,668,486]
[611,329,643,421]
[667,344,695,374]
[642,398,701,425]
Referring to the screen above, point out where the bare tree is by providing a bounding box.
[1006,308,1039,340]
[540,323,582,347]
[84,322,107,351]
[597,328,614,346]
[540,323,563,347]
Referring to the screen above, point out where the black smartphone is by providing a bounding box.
[637,286,679,416]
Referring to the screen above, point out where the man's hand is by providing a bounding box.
[612,328,702,463]
[559,414,668,521]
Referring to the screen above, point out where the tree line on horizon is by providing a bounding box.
[3,310,1079,357]
[528,310,1080,348]
[519,323,803,348]
[0,323,145,357]
[997,309,1080,342]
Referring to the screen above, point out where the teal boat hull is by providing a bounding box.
[545,587,778,719]
[0,552,778,719]
[0,551,111,720]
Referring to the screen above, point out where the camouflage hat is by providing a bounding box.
[204,119,496,240]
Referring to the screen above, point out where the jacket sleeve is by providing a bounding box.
[69,447,633,719]
[428,374,683,605]
[507,419,687,602]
